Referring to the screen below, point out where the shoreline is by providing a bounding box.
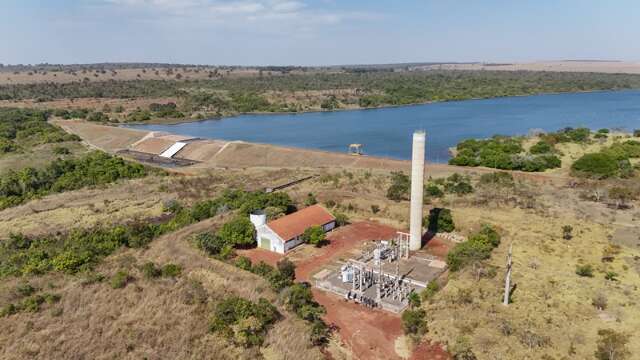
[123,88,638,126]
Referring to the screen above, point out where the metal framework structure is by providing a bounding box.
[342,235,415,308]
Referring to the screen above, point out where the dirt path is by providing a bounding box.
[313,289,405,360]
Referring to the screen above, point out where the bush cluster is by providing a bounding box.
[572,140,640,178]
[1,189,284,278]
[209,296,280,347]
[232,258,330,345]
[0,289,61,317]
[0,108,79,155]
[140,261,182,279]
[446,224,501,271]
[301,225,327,247]
[449,135,561,172]
[0,151,148,210]
[386,171,410,201]
[401,308,428,336]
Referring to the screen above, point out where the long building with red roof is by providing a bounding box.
[249,204,336,254]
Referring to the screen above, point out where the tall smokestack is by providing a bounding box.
[410,131,426,251]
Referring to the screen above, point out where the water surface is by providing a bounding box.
[127,90,640,162]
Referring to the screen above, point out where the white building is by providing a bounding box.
[250,204,336,254]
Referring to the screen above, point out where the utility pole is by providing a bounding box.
[503,243,513,306]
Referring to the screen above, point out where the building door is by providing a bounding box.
[260,237,271,250]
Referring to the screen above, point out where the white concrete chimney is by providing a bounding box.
[409,131,426,251]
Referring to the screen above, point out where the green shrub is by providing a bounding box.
[424,183,444,198]
[284,283,325,322]
[276,258,296,281]
[161,263,182,277]
[234,256,253,271]
[209,296,279,348]
[421,281,440,302]
[401,308,427,335]
[443,173,473,195]
[302,225,326,247]
[15,283,37,297]
[529,140,554,154]
[426,208,455,233]
[110,270,132,289]
[572,153,621,178]
[194,232,226,255]
[386,171,410,201]
[217,217,255,248]
[576,264,594,277]
[141,262,161,278]
[0,303,18,317]
[334,212,349,226]
[479,172,515,187]
[53,146,70,155]
[0,151,148,210]
[446,225,501,271]
[304,193,318,206]
[407,292,421,308]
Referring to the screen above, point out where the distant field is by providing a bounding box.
[416,60,640,74]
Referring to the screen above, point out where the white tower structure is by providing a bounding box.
[409,131,426,251]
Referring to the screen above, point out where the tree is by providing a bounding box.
[595,329,630,360]
[424,183,444,198]
[302,226,326,247]
[426,208,455,233]
[571,153,619,178]
[401,308,427,335]
[276,258,296,281]
[386,171,410,201]
[217,217,255,247]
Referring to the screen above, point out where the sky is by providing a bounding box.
[1,0,639,66]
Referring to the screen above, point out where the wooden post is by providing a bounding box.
[503,243,513,306]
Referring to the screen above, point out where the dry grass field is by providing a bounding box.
[0,214,324,360]
[0,67,302,85]
[426,61,640,74]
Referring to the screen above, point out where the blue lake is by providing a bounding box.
[127,90,640,163]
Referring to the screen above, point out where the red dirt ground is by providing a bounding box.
[313,288,405,360]
[236,247,282,267]
[409,341,452,360]
[423,236,450,258]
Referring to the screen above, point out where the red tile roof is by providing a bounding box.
[267,204,335,242]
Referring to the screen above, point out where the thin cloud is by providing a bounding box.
[102,0,378,26]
